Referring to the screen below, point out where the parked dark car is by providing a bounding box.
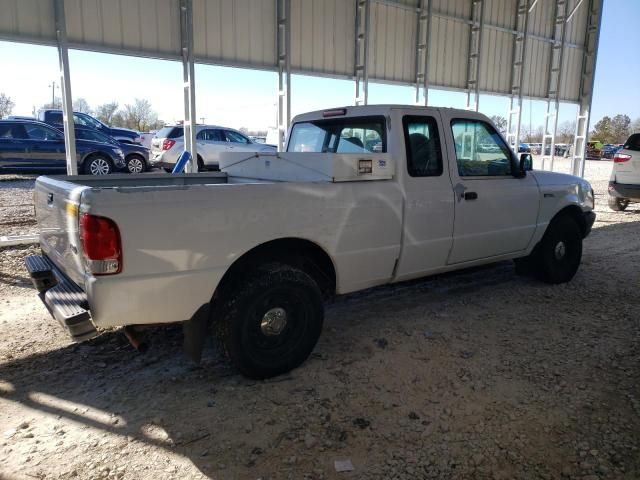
[518,143,531,153]
[0,120,125,175]
[72,127,150,173]
[38,110,141,145]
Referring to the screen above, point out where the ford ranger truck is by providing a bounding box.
[24,105,596,379]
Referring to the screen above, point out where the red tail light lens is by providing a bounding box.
[162,139,176,150]
[613,153,631,163]
[80,214,122,275]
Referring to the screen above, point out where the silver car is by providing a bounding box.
[151,124,276,172]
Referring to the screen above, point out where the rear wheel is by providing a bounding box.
[126,155,146,174]
[83,155,113,175]
[214,263,324,379]
[608,196,629,211]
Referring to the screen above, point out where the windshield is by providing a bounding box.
[287,116,386,153]
[74,113,103,130]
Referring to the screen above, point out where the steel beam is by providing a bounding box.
[506,0,532,153]
[572,0,603,177]
[541,0,568,171]
[54,0,77,176]
[465,0,485,111]
[180,0,197,173]
[414,0,432,105]
[276,0,291,151]
[354,0,370,105]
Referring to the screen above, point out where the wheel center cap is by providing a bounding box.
[261,307,288,336]
[554,241,566,260]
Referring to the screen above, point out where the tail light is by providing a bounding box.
[80,214,122,275]
[613,153,631,163]
[162,139,176,150]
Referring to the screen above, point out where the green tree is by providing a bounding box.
[95,102,119,125]
[0,93,15,119]
[591,116,613,143]
[610,114,630,143]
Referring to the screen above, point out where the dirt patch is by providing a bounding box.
[1,163,639,480]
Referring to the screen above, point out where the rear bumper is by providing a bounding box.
[609,181,640,201]
[24,255,98,342]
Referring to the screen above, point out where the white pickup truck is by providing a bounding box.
[25,105,595,379]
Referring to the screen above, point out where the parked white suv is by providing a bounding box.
[608,133,640,211]
[151,124,276,171]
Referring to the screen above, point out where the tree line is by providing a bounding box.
[491,113,640,145]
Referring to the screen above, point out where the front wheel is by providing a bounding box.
[126,155,146,174]
[536,216,583,284]
[214,263,324,379]
[608,196,629,211]
[83,155,113,175]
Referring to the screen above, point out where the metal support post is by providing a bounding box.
[506,0,531,153]
[414,0,432,105]
[180,0,197,173]
[541,0,568,171]
[572,0,603,177]
[276,0,291,151]
[354,0,370,105]
[54,0,77,175]
[465,0,485,111]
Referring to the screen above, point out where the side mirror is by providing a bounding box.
[518,153,533,175]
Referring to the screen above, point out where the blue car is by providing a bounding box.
[38,109,142,145]
[72,127,150,173]
[0,119,125,175]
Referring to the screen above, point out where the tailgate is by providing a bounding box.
[35,176,88,286]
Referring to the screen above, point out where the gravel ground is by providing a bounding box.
[0,160,639,480]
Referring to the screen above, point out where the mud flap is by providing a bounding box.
[183,303,211,363]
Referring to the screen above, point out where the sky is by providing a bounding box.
[0,0,637,132]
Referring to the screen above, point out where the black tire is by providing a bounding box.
[197,156,205,172]
[83,154,113,175]
[214,263,324,379]
[535,215,583,284]
[126,155,146,174]
[608,196,629,212]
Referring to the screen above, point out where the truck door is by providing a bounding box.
[394,112,456,280]
[442,114,539,264]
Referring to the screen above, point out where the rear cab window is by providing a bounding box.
[156,126,184,139]
[287,116,386,153]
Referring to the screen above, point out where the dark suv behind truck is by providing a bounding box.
[38,110,141,145]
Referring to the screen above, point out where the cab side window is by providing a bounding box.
[451,119,513,177]
[197,129,224,141]
[403,116,443,177]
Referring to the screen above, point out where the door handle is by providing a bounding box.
[464,191,478,200]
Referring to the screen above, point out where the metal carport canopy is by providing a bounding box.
[0,0,603,176]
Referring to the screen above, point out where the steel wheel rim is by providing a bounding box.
[90,158,110,175]
[554,241,566,260]
[128,157,144,173]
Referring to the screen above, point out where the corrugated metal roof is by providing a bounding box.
[0,0,597,103]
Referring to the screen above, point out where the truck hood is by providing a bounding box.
[530,169,585,187]
[110,127,139,137]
